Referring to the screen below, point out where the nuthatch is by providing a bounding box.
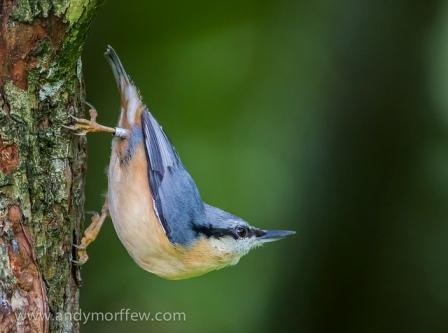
[69,46,295,280]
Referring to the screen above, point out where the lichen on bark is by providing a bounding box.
[0,0,101,332]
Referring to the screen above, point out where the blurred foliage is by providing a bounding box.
[80,0,448,332]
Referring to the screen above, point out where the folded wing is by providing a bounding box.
[141,110,205,244]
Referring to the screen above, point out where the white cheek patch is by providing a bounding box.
[209,237,234,253]
[208,237,259,262]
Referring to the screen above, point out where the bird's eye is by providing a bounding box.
[235,226,249,238]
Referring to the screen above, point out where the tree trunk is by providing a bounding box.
[0,1,101,332]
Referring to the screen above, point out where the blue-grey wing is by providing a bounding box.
[141,109,204,244]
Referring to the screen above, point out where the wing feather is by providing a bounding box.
[141,109,204,244]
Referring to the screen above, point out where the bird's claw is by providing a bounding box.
[71,205,108,266]
[71,254,88,266]
[64,113,100,136]
[72,242,89,265]
[62,124,88,136]
[63,103,106,136]
[86,211,100,218]
[72,242,87,250]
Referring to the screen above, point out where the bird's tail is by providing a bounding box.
[104,45,142,126]
[104,45,131,93]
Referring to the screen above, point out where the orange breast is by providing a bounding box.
[106,139,234,279]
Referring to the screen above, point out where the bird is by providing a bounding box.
[67,46,295,280]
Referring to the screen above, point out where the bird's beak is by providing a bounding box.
[257,229,296,243]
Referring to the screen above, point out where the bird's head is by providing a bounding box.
[192,204,295,268]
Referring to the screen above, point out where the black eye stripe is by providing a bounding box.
[194,225,235,239]
[194,224,266,239]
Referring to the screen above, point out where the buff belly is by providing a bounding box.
[107,141,176,275]
[107,141,230,279]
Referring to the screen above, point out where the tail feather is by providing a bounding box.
[105,45,141,125]
[104,45,130,90]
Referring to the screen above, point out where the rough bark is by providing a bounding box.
[0,1,101,332]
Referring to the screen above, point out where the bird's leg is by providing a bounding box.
[64,102,129,138]
[73,198,109,265]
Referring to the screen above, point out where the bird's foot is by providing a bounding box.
[64,102,116,136]
[72,201,109,266]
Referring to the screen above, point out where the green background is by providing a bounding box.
[81,0,448,332]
